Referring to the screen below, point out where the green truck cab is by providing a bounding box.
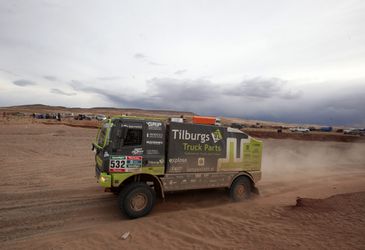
[93,116,262,218]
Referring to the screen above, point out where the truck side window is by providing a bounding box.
[124,129,142,146]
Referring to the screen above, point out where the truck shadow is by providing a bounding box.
[152,188,231,215]
[108,188,259,220]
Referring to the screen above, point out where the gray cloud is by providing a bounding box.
[148,61,164,66]
[149,79,362,126]
[0,68,19,76]
[225,77,289,99]
[233,83,365,126]
[147,77,218,102]
[50,88,76,96]
[96,76,120,81]
[134,53,164,66]
[13,79,36,87]
[174,69,187,75]
[70,77,300,109]
[134,53,146,59]
[279,90,303,100]
[69,77,364,126]
[44,75,58,81]
[70,80,154,108]
[145,77,297,102]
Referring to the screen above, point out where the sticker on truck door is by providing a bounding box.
[109,156,142,173]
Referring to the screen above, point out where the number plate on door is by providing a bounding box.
[109,156,142,173]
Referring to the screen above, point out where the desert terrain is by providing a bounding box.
[0,115,365,249]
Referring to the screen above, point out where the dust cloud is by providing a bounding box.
[262,139,365,177]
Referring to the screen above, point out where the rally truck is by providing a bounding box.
[93,116,262,218]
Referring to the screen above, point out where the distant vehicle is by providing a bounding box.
[85,114,95,120]
[289,127,310,133]
[75,114,91,120]
[34,113,45,119]
[308,127,317,131]
[75,114,84,120]
[96,114,106,121]
[344,128,365,136]
[169,117,184,123]
[63,113,74,118]
[231,123,244,129]
[192,116,221,126]
[320,126,333,132]
[250,123,263,128]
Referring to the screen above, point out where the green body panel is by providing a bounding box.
[218,138,262,171]
[99,172,111,187]
[93,119,112,149]
[101,166,165,188]
[94,117,263,191]
[96,155,103,167]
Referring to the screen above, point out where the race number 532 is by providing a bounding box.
[109,159,126,172]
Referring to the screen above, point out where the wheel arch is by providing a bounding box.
[119,173,165,199]
[230,172,259,194]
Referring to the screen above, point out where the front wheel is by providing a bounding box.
[229,176,252,202]
[119,182,156,219]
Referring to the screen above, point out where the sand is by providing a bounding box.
[0,123,364,249]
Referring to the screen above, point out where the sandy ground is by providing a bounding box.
[0,123,365,249]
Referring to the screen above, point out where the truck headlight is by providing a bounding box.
[98,173,111,188]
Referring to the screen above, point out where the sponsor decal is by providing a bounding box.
[109,155,142,173]
[147,132,163,139]
[127,156,142,160]
[132,147,143,155]
[169,158,188,164]
[146,121,162,131]
[198,157,205,166]
[148,159,165,165]
[126,156,143,169]
[172,129,210,143]
[146,121,162,127]
[182,143,221,153]
[146,149,160,155]
[124,124,143,129]
[211,129,223,143]
[172,128,223,144]
[146,140,163,145]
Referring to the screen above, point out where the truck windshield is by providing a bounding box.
[96,121,111,148]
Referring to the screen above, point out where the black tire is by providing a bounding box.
[118,182,156,219]
[229,176,252,202]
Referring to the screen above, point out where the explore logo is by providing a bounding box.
[211,129,222,143]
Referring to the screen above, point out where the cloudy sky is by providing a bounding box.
[0,0,364,125]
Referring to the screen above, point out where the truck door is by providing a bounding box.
[109,121,144,173]
[108,120,165,175]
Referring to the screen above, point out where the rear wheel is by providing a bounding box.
[229,176,251,201]
[118,182,156,219]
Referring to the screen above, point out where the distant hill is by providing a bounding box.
[1,104,196,117]
[8,104,67,110]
